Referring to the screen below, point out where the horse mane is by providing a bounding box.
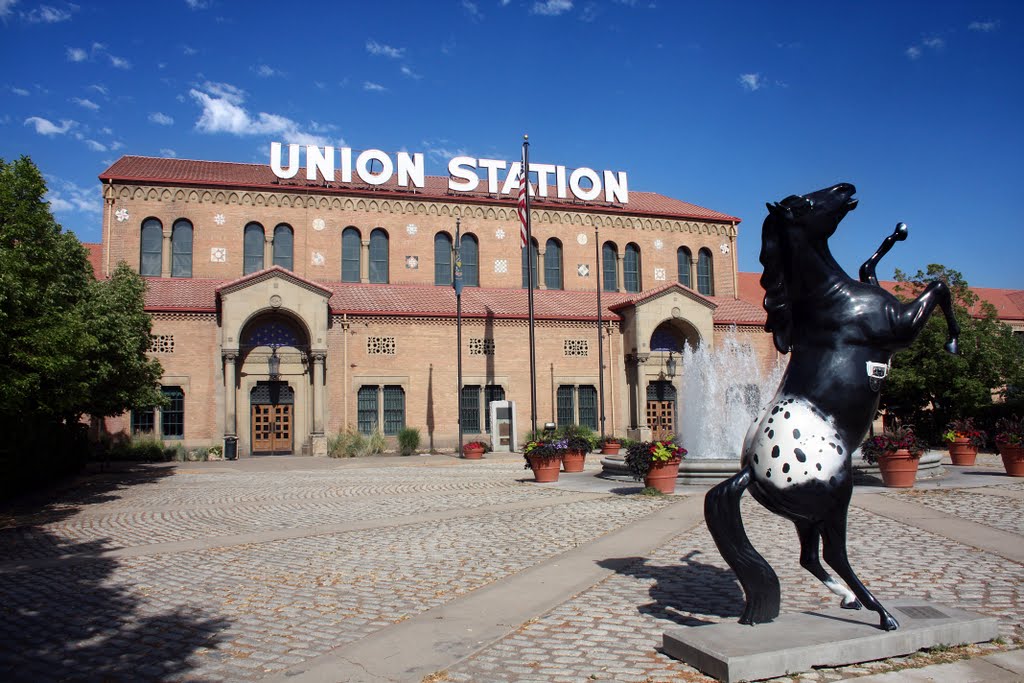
[760,208,792,354]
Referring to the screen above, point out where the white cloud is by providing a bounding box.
[968,20,999,32]
[922,36,944,49]
[366,39,404,59]
[189,83,331,146]
[185,0,207,8]
[11,86,30,96]
[462,0,482,20]
[400,65,421,79]
[531,0,573,16]
[109,140,123,151]
[24,116,76,135]
[149,112,174,125]
[906,35,944,60]
[23,4,72,23]
[363,81,387,92]
[905,45,922,59]
[72,97,99,110]
[89,84,108,96]
[84,139,106,152]
[421,138,469,166]
[254,64,279,77]
[182,44,198,55]
[109,54,131,69]
[738,73,764,91]
[0,0,17,19]
[67,46,87,62]
[45,176,101,215]
[159,148,177,157]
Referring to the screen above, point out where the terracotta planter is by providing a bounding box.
[528,454,562,482]
[998,443,1024,477]
[947,438,978,466]
[644,457,682,493]
[600,442,621,456]
[877,449,919,488]
[561,449,586,472]
[462,446,485,460]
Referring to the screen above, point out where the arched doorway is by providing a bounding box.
[646,381,677,441]
[250,382,294,454]
[645,320,698,441]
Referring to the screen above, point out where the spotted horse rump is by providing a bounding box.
[704,183,960,632]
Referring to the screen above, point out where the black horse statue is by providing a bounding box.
[704,182,959,631]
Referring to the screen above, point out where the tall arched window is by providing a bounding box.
[243,222,265,275]
[434,232,452,285]
[697,248,714,295]
[342,227,360,282]
[624,243,641,293]
[460,233,479,287]
[273,224,294,271]
[140,218,162,276]
[369,228,389,283]
[677,247,692,288]
[544,238,562,290]
[171,219,193,278]
[602,242,618,292]
[521,238,539,289]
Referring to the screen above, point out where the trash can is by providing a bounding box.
[224,435,238,460]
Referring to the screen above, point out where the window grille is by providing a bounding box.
[369,229,389,283]
[460,234,479,287]
[461,385,481,434]
[697,248,714,295]
[578,385,598,431]
[161,386,184,439]
[273,224,294,271]
[171,219,193,278]
[678,247,692,288]
[469,338,495,355]
[149,335,175,353]
[131,408,155,435]
[602,242,618,291]
[367,337,396,355]
[624,243,640,292]
[544,239,562,290]
[342,227,360,282]
[434,232,452,285]
[382,385,405,435]
[357,386,378,434]
[140,218,162,276]
[556,386,575,427]
[563,339,588,357]
[244,223,265,275]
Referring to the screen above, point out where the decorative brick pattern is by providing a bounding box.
[366,336,396,355]
[149,334,175,353]
[563,339,588,357]
[469,338,495,355]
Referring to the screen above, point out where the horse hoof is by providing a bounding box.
[841,598,863,610]
[945,338,959,355]
[880,614,900,631]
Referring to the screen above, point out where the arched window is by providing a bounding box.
[342,227,360,282]
[170,219,193,278]
[369,228,389,283]
[140,218,162,276]
[602,242,618,292]
[544,238,562,290]
[521,238,539,289]
[677,247,692,288]
[273,224,293,271]
[434,232,452,285]
[460,233,479,287]
[697,248,714,295]
[243,222,265,275]
[624,243,641,293]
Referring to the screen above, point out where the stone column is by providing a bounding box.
[625,353,651,442]
[616,253,625,293]
[310,352,328,456]
[536,246,547,290]
[161,225,172,277]
[360,239,370,283]
[264,233,274,270]
[223,352,238,437]
[690,259,698,291]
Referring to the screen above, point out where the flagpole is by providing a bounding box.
[523,135,537,435]
[454,217,464,455]
[595,224,606,439]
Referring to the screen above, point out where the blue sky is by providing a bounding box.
[2,0,1022,289]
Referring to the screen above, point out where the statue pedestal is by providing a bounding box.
[311,434,328,457]
[663,599,997,683]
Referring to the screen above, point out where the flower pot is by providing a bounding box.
[998,444,1024,477]
[561,449,586,472]
[600,442,621,456]
[463,446,484,460]
[644,457,681,493]
[527,454,562,482]
[947,438,978,466]
[877,449,919,488]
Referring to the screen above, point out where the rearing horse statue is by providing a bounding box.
[704,182,959,631]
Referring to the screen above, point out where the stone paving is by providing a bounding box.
[0,456,1021,683]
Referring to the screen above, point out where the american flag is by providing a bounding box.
[516,168,529,248]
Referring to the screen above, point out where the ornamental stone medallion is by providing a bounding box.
[312,218,326,231]
[494,259,508,274]
[406,223,418,235]
[311,252,325,266]
[210,247,227,262]
[577,233,588,245]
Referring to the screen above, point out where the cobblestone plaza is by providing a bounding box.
[1,454,1021,682]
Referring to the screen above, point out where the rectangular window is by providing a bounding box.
[461,385,480,434]
[578,385,598,431]
[131,408,155,435]
[161,386,184,439]
[484,384,505,433]
[556,385,575,427]
[382,385,405,436]
[357,386,378,435]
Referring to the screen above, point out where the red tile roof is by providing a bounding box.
[100,156,740,224]
[82,242,103,277]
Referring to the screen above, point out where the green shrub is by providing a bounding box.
[367,429,386,456]
[398,427,421,456]
[328,429,366,458]
[207,444,224,460]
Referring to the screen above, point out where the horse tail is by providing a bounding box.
[705,466,781,625]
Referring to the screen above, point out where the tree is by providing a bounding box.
[881,264,1024,441]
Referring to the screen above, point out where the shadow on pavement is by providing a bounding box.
[0,465,229,682]
[598,550,745,627]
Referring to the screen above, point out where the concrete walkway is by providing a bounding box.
[0,452,1020,682]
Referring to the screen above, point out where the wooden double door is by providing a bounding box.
[646,381,676,442]
[251,382,293,455]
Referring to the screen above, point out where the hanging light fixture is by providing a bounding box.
[666,351,677,379]
[268,347,281,380]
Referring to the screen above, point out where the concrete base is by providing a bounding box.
[310,434,328,457]
[663,599,998,683]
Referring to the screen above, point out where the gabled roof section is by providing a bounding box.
[100,156,741,224]
[215,265,332,299]
[609,282,717,312]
